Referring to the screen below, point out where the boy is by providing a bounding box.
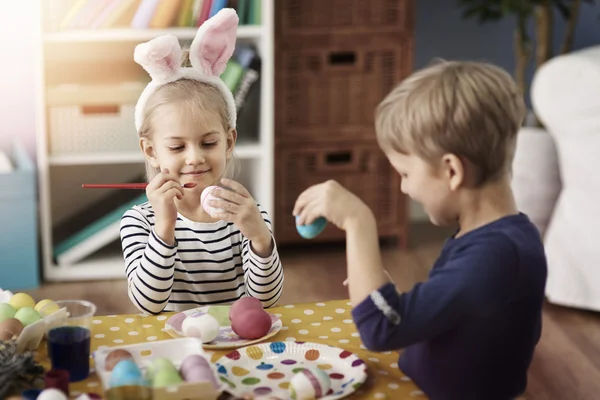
[293,60,547,400]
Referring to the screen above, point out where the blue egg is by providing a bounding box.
[109,359,147,388]
[296,216,327,239]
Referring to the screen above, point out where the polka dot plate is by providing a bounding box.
[214,341,368,399]
[164,305,283,350]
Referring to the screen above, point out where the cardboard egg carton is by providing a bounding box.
[93,338,222,400]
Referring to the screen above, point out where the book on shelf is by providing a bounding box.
[51,0,262,31]
[53,192,147,266]
[221,43,261,141]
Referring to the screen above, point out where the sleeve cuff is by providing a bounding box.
[150,228,177,253]
[249,236,277,264]
[351,282,403,326]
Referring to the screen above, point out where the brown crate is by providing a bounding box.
[274,142,407,244]
[275,33,412,144]
[276,0,413,36]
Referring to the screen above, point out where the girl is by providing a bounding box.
[119,9,283,315]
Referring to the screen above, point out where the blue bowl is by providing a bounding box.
[296,216,328,239]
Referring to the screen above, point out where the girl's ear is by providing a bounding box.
[189,8,238,77]
[226,129,238,158]
[140,138,160,168]
[134,35,182,83]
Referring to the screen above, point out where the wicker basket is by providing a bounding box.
[275,143,406,244]
[276,0,413,35]
[275,33,412,144]
[47,83,144,156]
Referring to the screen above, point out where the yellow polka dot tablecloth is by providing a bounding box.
[35,300,426,399]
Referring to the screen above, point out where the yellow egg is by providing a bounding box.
[35,299,60,316]
[8,293,35,310]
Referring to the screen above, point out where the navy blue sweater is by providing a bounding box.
[352,213,547,400]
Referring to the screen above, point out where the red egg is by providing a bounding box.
[229,297,263,321]
[231,309,271,340]
[104,349,134,371]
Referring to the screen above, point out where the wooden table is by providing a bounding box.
[37,300,426,399]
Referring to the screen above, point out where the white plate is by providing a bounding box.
[164,305,282,350]
[214,341,368,399]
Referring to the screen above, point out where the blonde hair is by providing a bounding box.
[138,49,238,181]
[375,60,526,186]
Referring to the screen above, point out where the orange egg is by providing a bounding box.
[0,318,24,340]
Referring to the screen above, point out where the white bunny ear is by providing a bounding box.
[134,35,182,82]
[189,8,239,76]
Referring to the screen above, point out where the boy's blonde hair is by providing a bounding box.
[138,49,238,181]
[375,60,526,186]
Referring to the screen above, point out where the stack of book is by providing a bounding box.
[51,0,261,31]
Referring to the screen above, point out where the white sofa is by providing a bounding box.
[530,45,600,311]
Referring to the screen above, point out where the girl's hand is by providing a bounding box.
[208,178,273,256]
[146,168,184,242]
[293,180,371,231]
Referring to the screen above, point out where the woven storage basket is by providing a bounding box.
[275,33,412,144]
[276,0,412,35]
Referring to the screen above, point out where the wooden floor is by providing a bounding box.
[26,223,600,399]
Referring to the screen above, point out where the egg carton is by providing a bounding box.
[15,307,69,353]
[93,338,222,400]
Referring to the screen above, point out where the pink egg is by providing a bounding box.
[231,308,271,340]
[229,296,263,321]
[182,365,219,389]
[180,354,210,376]
[200,186,221,215]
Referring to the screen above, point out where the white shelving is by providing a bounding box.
[34,2,274,282]
[44,25,265,42]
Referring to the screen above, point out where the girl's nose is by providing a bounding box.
[186,148,205,165]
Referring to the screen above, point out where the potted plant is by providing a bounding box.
[457,0,595,236]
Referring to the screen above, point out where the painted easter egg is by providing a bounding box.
[8,293,35,310]
[0,318,24,340]
[231,308,271,340]
[295,216,327,239]
[105,349,134,371]
[289,367,331,400]
[201,186,224,216]
[109,359,146,388]
[14,306,42,326]
[181,313,219,343]
[229,296,263,321]
[0,303,16,323]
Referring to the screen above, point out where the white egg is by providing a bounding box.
[182,313,219,343]
[289,367,331,400]
[37,388,68,400]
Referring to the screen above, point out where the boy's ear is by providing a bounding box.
[442,153,464,191]
[226,129,237,158]
[140,138,160,168]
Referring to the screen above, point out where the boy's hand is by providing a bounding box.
[293,180,371,231]
[146,168,184,244]
[207,178,273,257]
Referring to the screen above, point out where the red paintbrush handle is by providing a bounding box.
[82,183,196,189]
[82,183,148,189]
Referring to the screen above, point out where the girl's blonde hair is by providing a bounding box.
[138,49,238,181]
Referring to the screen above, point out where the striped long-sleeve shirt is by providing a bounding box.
[119,201,283,315]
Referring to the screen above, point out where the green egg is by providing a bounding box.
[14,306,41,326]
[152,368,182,387]
[0,303,16,323]
[146,357,177,380]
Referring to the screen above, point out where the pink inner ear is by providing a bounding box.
[191,9,238,76]
[134,35,182,82]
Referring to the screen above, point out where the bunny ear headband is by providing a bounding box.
[133,7,238,133]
